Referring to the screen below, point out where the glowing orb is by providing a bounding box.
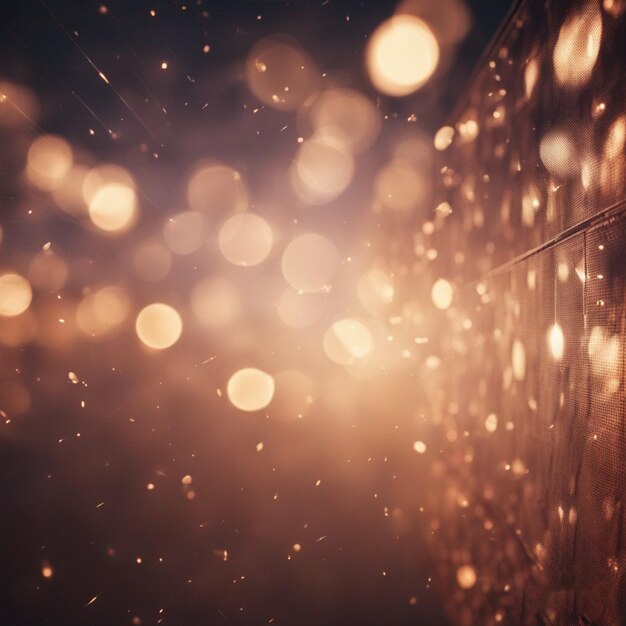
[548,323,565,361]
[227,368,275,412]
[135,303,182,350]
[366,15,439,97]
[281,233,339,293]
[163,211,208,255]
[0,273,32,317]
[553,2,602,88]
[431,278,453,310]
[26,135,73,191]
[323,318,373,366]
[456,565,477,589]
[218,213,273,266]
[88,182,137,233]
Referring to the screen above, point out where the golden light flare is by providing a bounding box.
[246,36,320,111]
[51,164,90,216]
[187,163,249,215]
[456,565,477,589]
[512,339,526,381]
[323,318,374,366]
[163,211,208,255]
[431,278,453,310]
[88,182,138,233]
[433,125,455,151]
[366,15,439,97]
[281,233,340,293]
[227,368,275,412]
[26,135,73,192]
[190,276,241,329]
[539,130,578,178]
[548,323,565,361]
[0,273,33,317]
[76,287,131,338]
[135,303,183,350]
[553,2,602,88]
[218,213,273,266]
[291,135,355,205]
[374,159,428,213]
[304,88,381,154]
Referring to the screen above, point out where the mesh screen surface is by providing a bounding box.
[428,0,626,624]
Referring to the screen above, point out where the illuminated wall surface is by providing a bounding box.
[0,0,625,624]
[431,0,626,624]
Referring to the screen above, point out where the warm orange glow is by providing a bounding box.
[187,163,249,215]
[0,273,33,317]
[281,234,339,293]
[366,15,439,97]
[135,303,183,350]
[227,368,275,412]
[431,278,453,310]
[553,2,602,88]
[88,182,138,233]
[26,135,73,191]
[218,213,273,266]
[323,318,373,366]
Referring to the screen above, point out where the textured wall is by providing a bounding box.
[428,0,626,623]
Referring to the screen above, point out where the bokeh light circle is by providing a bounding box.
[227,368,275,412]
[135,303,183,350]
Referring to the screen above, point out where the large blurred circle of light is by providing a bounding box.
[431,278,453,310]
[357,268,394,317]
[51,165,89,216]
[218,213,273,266]
[276,288,326,328]
[76,286,131,338]
[323,318,374,366]
[305,88,380,153]
[82,164,135,203]
[26,135,73,191]
[163,211,208,255]
[246,36,320,111]
[366,15,439,97]
[135,303,183,350]
[133,240,172,282]
[539,130,579,178]
[187,163,249,215]
[0,273,32,317]
[28,250,68,291]
[456,565,477,589]
[227,368,275,412]
[553,3,602,88]
[292,135,354,205]
[374,160,428,213]
[548,323,565,361]
[88,182,138,233]
[396,0,471,46]
[281,233,340,293]
[190,276,241,328]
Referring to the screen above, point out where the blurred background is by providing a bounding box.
[0,1,522,625]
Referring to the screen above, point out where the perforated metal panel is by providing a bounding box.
[427,0,626,623]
